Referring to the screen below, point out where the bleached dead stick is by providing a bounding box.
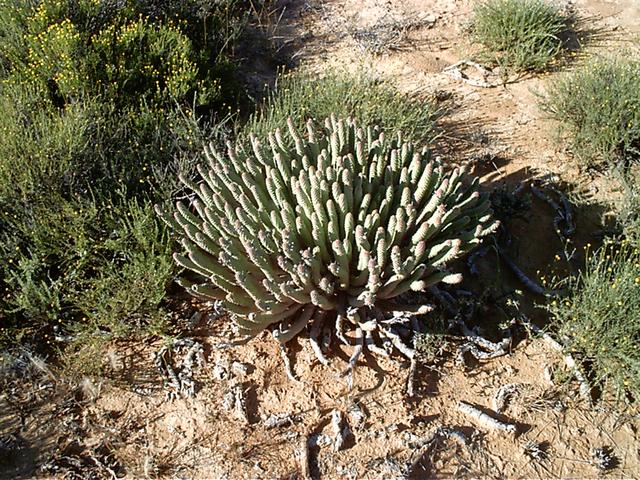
[562,353,592,405]
[523,440,548,462]
[406,357,418,398]
[154,346,180,400]
[342,327,364,390]
[458,401,517,433]
[89,453,119,480]
[405,426,474,476]
[519,317,592,405]
[493,383,521,412]
[438,426,471,446]
[263,413,301,429]
[335,314,350,346]
[381,326,415,359]
[454,318,512,362]
[406,433,439,475]
[331,410,349,452]
[365,330,391,357]
[498,248,548,296]
[457,319,512,352]
[391,304,434,316]
[179,341,205,397]
[222,384,249,423]
[280,345,299,382]
[309,313,329,366]
[298,436,311,480]
[459,342,510,362]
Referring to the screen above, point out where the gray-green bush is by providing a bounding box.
[0,0,250,351]
[540,57,640,168]
[472,0,569,73]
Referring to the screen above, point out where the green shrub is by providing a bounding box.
[472,0,569,73]
[546,241,640,402]
[0,0,248,349]
[158,116,498,357]
[0,82,92,199]
[617,169,640,245]
[72,197,174,335]
[86,100,229,198]
[0,193,173,340]
[89,19,214,106]
[623,200,640,245]
[245,69,440,144]
[0,0,246,109]
[540,57,640,167]
[0,83,228,344]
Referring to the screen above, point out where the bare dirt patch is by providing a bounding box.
[5,317,639,478]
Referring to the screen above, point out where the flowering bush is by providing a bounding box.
[546,241,640,401]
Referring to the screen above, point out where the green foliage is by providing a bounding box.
[72,197,174,335]
[245,69,440,144]
[158,115,498,348]
[0,0,249,349]
[0,81,228,344]
[0,82,92,200]
[618,170,640,245]
[546,241,640,402]
[540,57,640,167]
[89,19,212,106]
[472,0,569,73]
[0,193,173,340]
[0,78,228,200]
[0,0,246,108]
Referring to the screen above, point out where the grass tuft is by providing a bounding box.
[540,56,640,168]
[472,0,569,73]
[244,68,441,144]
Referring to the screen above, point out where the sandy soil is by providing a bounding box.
[2,0,640,478]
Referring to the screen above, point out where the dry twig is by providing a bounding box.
[458,401,517,433]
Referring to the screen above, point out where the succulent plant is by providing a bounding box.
[156,115,498,370]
